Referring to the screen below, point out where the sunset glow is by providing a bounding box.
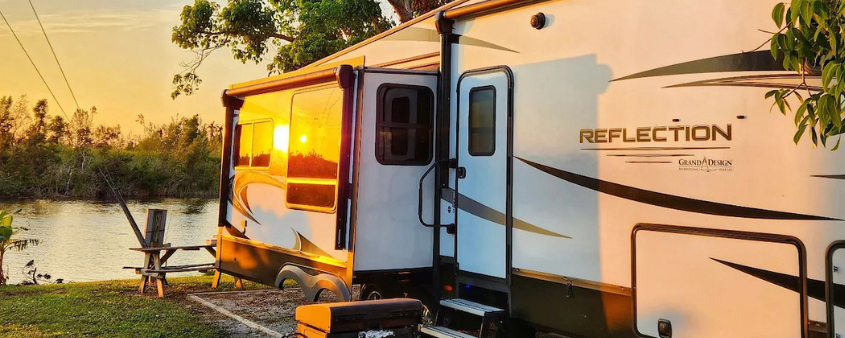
[274,125,289,152]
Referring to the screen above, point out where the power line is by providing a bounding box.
[28,0,79,111]
[0,8,68,117]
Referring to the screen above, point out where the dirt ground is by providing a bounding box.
[187,288,313,337]
[187,288,567,338]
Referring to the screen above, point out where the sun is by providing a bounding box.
[299,135,307,143]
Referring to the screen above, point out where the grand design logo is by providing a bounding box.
[579,124,732,143]
[679,157,733,172]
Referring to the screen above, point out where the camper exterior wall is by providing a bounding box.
[445,0,842,335]
[217,0,845,335]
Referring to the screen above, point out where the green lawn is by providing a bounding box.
[0,275,268,338]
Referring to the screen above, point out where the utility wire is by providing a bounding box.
[28,0,79,112]
[0,8,68,117]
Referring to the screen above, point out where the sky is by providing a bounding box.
[0,0,396,135]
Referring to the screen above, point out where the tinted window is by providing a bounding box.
[468,87,495,156]
[234,121,274,167]
[376,85,434,165]
[236,123,253,166]
[251,121,273,167]
[287,86,343,212]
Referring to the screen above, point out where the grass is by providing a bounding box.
[0,275,270,338]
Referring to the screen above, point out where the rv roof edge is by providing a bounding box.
[445,0,553,20]
[226,67,337,97]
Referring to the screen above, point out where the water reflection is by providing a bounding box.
[0,199,218,284]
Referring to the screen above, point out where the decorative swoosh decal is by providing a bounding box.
[712,258,841,308]
[517,157,840,221]
[442,188,570,238]
[666,74,820,91]
[292,229,331,257]
[613,50,785,82]
[812,175,845,180]
[232,171,289,225]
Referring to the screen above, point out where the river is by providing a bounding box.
[0,199,218,285]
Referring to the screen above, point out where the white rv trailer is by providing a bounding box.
[213,0,845,337]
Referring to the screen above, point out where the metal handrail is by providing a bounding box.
[418,159,456,227]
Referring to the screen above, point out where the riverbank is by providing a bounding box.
[0,275,267,338]
[0,198,219,285]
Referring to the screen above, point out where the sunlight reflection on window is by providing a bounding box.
[274,125,289,152]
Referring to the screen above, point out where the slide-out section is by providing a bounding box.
[633,224,806,338]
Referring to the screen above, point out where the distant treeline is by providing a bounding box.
[0,95,223,199]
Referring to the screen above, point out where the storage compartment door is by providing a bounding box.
[829,243,845,337]
[633,225,806,338]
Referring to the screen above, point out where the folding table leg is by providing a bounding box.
[156,277,165,298]
[139,276,148,292]
[153,254,165,297]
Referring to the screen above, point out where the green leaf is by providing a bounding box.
[0,226,11,243]
[801,1,813,25]
[796,103,809,125]
[822,61,839,90]
[766,89,779,99]
[791,0,801,24]
[832,137,841,151]
[812,126,819,147]
[773,2,786,28]
[0,214,11,228]
[771,37,780,59]
[795,122,808,144]
[777,96,787,115]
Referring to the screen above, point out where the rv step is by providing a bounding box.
[419,325,476,338]
[440,299,504,317]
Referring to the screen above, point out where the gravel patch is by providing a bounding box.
[189,288,568,338]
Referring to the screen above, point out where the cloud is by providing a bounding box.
[0,6,182,37]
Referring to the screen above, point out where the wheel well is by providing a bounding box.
[275,264,351,302]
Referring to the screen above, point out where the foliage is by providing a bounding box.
[768,0,845,149]
[170,0,454,98]
[0,275,266,338]
[0,95,223,199]
[170,0,392,98]
[0,210,39,286]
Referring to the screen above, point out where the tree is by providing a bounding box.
[0,210,39,285]
[386,0,450,23]
[170,0,454,99]
[47,115,68,145]
[768,0,845,149]
[170,0,392,98]
[25,100,49,146]
[70,107,96,147]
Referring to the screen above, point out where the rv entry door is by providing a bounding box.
[455,68,512,281]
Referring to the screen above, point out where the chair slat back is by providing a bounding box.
[144,209,167,247]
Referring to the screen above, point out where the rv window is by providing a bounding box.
[468,86,496,156]
[236,123,253,166]
[251,121,273,167]
[376,85,434,165]
[234,121,273,168]
[287,86,343,212]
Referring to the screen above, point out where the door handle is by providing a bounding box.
[457,167,466,179]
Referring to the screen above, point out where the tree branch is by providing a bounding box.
[386,0,414,23]
[197,30,294,42]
